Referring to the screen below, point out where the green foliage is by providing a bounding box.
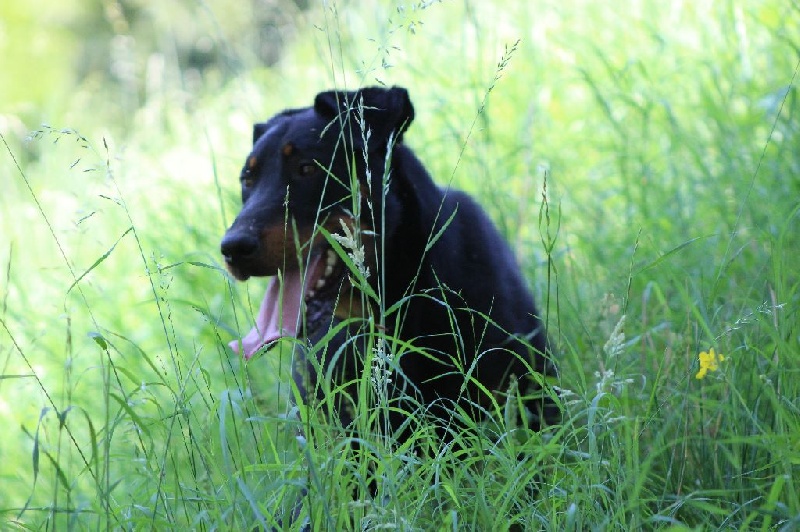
[1,0,799,529]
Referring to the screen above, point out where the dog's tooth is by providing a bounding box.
[326,249,337,266]
[324,262,334,278]
[315,278,326,290]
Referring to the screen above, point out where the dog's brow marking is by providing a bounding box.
[282,143,294,156]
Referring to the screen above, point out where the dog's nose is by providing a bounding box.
[220,232,259,261]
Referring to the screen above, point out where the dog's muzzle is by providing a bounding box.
[220,231,260,265]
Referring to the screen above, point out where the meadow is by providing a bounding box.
[1,0,798,529]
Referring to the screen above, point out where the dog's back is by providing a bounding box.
[383,144,556,430]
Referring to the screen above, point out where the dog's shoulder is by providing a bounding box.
[385,145,536,322]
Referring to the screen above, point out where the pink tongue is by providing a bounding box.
[229,255,323,359]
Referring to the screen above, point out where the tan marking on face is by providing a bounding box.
[248,156,257,169]
[335,293,366,321]
[282,143,294,157]
[258,223,314,273]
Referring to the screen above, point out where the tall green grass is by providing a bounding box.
[1,0,798,529]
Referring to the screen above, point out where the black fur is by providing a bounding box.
[221,86,557,440]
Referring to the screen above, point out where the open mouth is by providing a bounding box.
[305,248,343,302]
[229,247,346,359]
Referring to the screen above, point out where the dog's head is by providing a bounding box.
[221,86,414,280]
[221,86,414,356]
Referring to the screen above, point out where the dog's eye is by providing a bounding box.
[242,173,255,188]
[298,163,317,177]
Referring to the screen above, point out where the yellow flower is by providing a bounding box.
[695,348,726,379]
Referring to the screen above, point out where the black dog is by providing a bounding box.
[221,87,557,441]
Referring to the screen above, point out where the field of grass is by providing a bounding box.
[1,0,799,529]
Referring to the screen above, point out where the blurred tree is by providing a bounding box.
[0,2,84,112]
[0,0,310,125]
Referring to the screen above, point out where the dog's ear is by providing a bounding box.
[314,86,415,149]
[357,86,415,143]
[253,123,269,145]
